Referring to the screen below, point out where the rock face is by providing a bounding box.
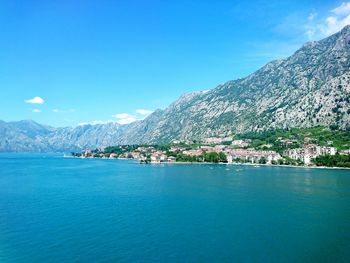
[0,120,127,152]
[45,122,129,152]
[0,120,53,152]
[1,26,350,151]
[117,25,350,143]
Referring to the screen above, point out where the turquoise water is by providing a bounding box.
[0,154,350,263]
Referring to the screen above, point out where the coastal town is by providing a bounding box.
[72,128,350,168]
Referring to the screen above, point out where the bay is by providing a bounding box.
[0,154,350,262]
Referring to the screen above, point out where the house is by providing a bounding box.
[167,156,176,162]
[109,153,118,159]
[266,153,282,164]
[232,140,250,147]
[151,155,160,163]
[182,149,203,156]
[304,137,316,143]
[169,146,185,152]
[304,144,319,155]
[320,147,337,155]
[340,149,350,155]
[83,149,93,157]
[227,149,281,164]
[200,146,216,152]
[214,145,227,152]
[150,153,176,163]
[280,139,298,145]
[304,154,311,165]
[260,144,273,149]
[285,148,302,160]
[131,152,141,159]
[159,155,168,162]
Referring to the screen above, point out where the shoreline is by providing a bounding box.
[145,161,350,170]
[65,156,350,170]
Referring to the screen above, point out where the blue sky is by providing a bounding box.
[1,0,349,127]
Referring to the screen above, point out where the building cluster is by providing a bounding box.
[148,150,176,163]
[78,137,347,166]
[148,145,282,164]
[231,140,251,148]
[103,144,281,164]
[227,149,281,164]
[284,144,337,164]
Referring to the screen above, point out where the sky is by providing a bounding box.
[1,0,349,127]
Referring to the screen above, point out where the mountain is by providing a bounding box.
[0,121,128,152]
[0,120,52,152]
[116,25,350,144]
[1,26,350,151]
[45,122,128,151]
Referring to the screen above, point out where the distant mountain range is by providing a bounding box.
[0,120,127,152]
[1,26,350,152]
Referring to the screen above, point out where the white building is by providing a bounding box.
[231,140,250,147]
[303,154,311,165]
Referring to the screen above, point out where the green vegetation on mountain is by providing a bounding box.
[235,127,350,153]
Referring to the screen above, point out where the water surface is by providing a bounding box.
[0,154,350,262]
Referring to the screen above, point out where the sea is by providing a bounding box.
[0,153,350,262]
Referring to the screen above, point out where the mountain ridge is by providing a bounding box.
[1,25,350,151]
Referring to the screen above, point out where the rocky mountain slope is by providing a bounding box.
[0,120,128,152]
[115,25,350,144]
[1,26,350,151]
[0,120,51,152]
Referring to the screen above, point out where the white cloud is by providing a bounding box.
[78,122,89,126]
[81,109,154,127]
[116,117,137,125]
[32,109,41,113]
[25,96,45,104]
[305,2,350,39]
[332,2,350,15]
[53,109,59,113]
[136,109,153,115]
[78,111,145,126]
[112,109,154,124]
[112,113,133,119]
[320,13,350,36]
[112,113,137,124]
